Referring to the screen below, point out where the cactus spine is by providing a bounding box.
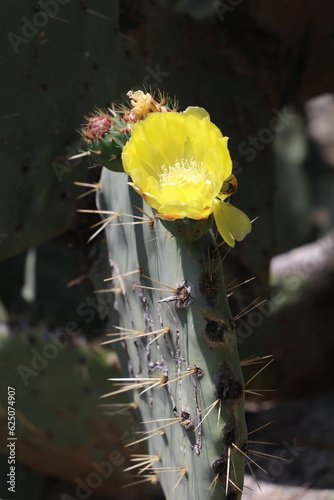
[85,91,249,498]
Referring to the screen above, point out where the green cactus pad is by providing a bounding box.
[0,325,152,498]
[95,168,247,499]
[0,1,119,261]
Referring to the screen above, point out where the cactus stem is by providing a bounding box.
[247,439,278,445]
[161,366,200,386]
[124,430,165,448]
[141,418,183,435]
[101,375,167,398]
[142,417,182,424]
[105,219,154,228]
[101,327,169,345]
[122,473,159,488]
[140,274,179,292]
[123,454,160,473]
[154,467,187,472]
[209,473,220,493]
[226,276,256,294]
[87,216,118,242]
[78,208,154,239]
[165,467,188,500]
[147,328,171,346]
[248,420,275,436]
[233,298,266,321]
[77,208,118,215]
[133,284,176,293]
[240,354,273,367]
[246,464,261,491]
[227,477,243,495]
[212,453,243,497]
[244,357,275,386]
[231,443,268,475]
[247,449,289,462]
[94,287,122,295]
[104,269,140,282]
[194,399,220,432]
[98,401,138,417]
[225,446,232,496]
[243,389,273,397]
[139,377,168,395]
[68,151,91,160]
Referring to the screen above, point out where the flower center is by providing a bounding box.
[159,159,210,187]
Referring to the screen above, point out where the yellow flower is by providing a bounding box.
[122,107,251,246]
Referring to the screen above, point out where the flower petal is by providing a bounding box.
[183,106,211,120]
[213,199,252,247]
[122,110,234,222]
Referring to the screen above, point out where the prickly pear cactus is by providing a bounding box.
[86,92,250,499]
[0,324,142,498]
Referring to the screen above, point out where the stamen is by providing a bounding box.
[159,159,209,187]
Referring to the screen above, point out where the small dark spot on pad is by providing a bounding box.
[181,407,194,431]
[212,457,227,476]
[215,376,243,403]
[204,318,230,344]
[199,272,221,308]
[222,427,237,446]
[214,361,243,406]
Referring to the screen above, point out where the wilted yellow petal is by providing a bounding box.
[213,199,252,247]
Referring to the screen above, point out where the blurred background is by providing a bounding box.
[1,1,334,498]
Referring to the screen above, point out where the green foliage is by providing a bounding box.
[0,325,140,496]
[0,326,123,444]
[0,0,119,261]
